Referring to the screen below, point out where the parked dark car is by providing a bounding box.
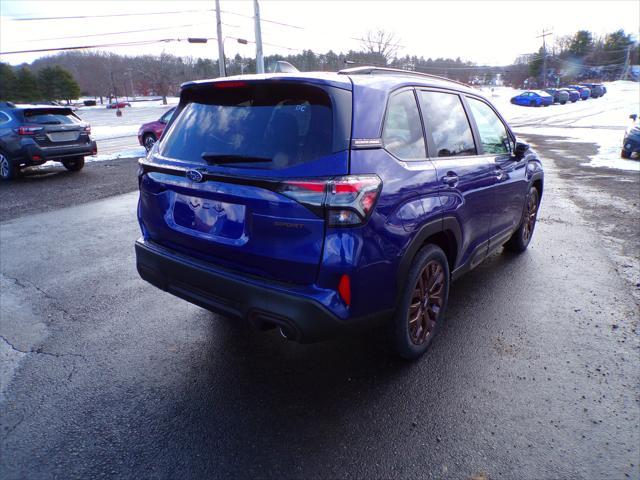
[135,67,544,359]
[106,101,131,109]
[510,91,553,107]
[567,85,591,100]
[138,107,176,151]
[559,88,580,103]
[544,88,570,104]
[582,83,605,98]
[622,114,640,159]
[0,102,96,180]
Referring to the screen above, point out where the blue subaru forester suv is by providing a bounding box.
[135,67,543,359]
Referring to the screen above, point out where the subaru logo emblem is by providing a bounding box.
[186,169,204,183]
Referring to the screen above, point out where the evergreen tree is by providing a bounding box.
[0,63,17,101]
[568,31,594,57]
[38,66,80,102]
[15,67,41,102]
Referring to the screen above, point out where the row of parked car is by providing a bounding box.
[510,83,606,107]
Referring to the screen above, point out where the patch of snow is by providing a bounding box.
[89,147,146,162]
[91,125,140,141]
[483,81,640,171]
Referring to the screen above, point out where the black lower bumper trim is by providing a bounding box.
[135,239,390,343]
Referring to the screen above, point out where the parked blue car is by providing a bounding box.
[135,67,544,359]
[559,88,580,103]
[567,85,591,100]
[510,91,553,107]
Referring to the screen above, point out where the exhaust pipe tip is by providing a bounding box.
[279,327,292,340]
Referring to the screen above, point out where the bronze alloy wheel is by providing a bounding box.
[408,260,445,345]
[522,189,539,244]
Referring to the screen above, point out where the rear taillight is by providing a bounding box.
[14,126,43,135]
[84,126,91,134]
[277,175,381,227]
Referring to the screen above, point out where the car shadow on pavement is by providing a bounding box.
[152,247,533,476]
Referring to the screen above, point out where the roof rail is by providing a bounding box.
[338,66,471,88]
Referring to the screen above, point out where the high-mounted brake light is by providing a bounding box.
[213,81,248,89]
[277,175,382,227]
[14,126,43,135]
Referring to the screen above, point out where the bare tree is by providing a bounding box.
[360,30,401,64]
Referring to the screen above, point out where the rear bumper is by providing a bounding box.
[135,238,389,342]
[623,135,640,153]
[20,141,97,166]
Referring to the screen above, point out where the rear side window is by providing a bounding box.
[466,97,511,155]
[382,90,425,160]
[23,109,80,125]
[418,91,476,157]
[160,83,347,170]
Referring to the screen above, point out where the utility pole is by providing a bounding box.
[215,0,226,77]
[254,0,264,73]
[620,44,631,80]
[537,29,552,88]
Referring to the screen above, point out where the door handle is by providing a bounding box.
[494,166,507,181]
[442,172,459,187]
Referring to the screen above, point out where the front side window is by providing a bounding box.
[382,90,426,160]
[418,91,476,157]
[466,97,511,155]
[160,108,175,123]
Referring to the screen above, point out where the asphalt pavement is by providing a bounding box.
[1,138,638,479]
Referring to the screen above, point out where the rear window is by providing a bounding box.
[23,109,80,125]
[160,83,349,169]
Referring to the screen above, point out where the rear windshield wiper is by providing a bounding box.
[201,153,272,165]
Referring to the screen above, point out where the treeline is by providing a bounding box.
[525,29,639,85]
[0,64,81,103]
[0,28,637,103]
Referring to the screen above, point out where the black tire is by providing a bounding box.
[143,133,157,152]
[62,156,85,172]
[529,100,536,107]
[571,100,577,103]
[621,150,632,159]
[560,100,566,105]
[389,245,450,360]
[0,150,19,180]
[504,186,540,253]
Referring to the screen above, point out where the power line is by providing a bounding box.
[22,22,236,43]
[0,37,217,56]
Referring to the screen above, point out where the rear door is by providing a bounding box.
[139,80,352,285]
[21,108,90,148]
[417,89,497,269]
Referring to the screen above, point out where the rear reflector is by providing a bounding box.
[338,274,351,306]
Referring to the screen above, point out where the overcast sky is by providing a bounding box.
[1,0,638,66]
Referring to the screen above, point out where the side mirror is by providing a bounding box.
[630,114,638,121]
[514,141,529,157]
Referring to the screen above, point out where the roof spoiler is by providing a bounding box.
[338,66,471,88]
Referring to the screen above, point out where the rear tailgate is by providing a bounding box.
[21,108,90,148]
[138,79,352,285]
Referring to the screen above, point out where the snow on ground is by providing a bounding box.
[481,81,640,172]
[89,147,146,162]
[91,124,140,141]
